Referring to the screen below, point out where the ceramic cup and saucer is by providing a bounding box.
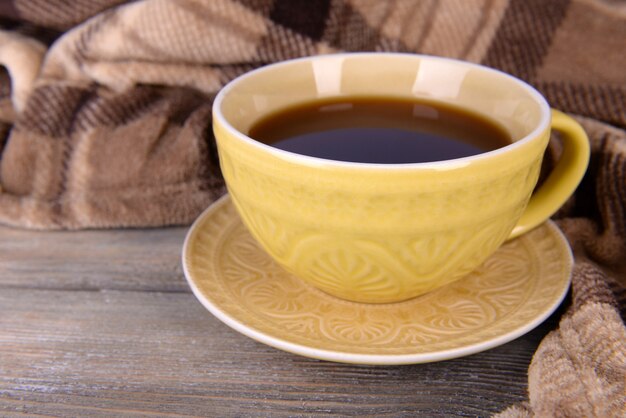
[182,53,589,364]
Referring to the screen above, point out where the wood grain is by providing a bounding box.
[0,226,189,292]
[0,225,563,416]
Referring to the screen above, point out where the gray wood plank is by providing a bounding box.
[0,226,189,292]
[0,287,559,417]
[0,225,559,415]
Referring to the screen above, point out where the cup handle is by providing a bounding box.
[508,109,590,240]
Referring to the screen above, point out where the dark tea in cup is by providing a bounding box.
[249,96,512,164]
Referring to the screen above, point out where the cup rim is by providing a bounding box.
[213,52,551,170]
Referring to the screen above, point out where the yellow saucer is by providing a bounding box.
[183,195,572,365]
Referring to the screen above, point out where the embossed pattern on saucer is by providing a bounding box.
[183,195,572,365]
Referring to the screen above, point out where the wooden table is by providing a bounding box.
[0,224,565,416]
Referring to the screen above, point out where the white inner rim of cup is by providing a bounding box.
[213,53,551,170]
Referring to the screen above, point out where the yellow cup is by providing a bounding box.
[213,53,589,304]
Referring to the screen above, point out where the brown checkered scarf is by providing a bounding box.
[1,0,624,416]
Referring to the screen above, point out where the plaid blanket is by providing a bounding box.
[1,1,624,416]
